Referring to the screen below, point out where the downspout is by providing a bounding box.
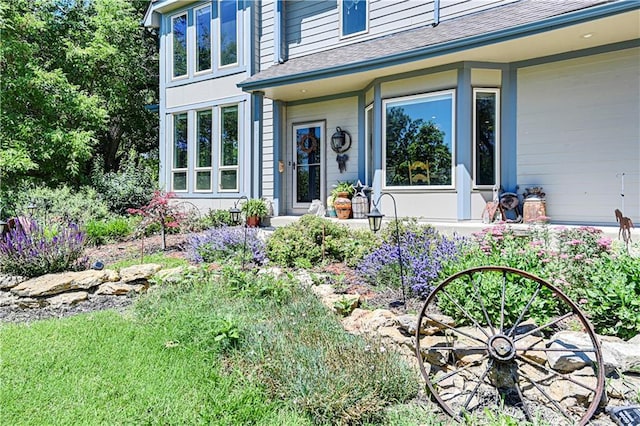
[433,0,440,27]
[274,0,286,64]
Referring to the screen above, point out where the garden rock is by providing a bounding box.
[95,282,148,296]
[341,308,396,335]
[396,313,455,336]
[118,263,162,283]
[518,335,547,365]
[0,291,18,307]
[153,266,188,283]
[322,293,360,314]
[17,298,46,309]
[46,291,88,308]
[11,269,120,297]
[0,274,28,290]
[310,284,335,298]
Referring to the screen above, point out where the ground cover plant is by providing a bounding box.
[188,226,267,266]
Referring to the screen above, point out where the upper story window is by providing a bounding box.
[195,5,212,73]
[172,13,188,78]
[220,0,238,67]
[384,90,455,188]
[473,88,500,188]
[341,0,368,38]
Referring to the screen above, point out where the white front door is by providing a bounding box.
[292,122,325,209]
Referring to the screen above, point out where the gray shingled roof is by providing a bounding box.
[240,0,612,88]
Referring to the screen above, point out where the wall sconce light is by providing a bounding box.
[330,127,352,154]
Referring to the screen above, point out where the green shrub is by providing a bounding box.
[266,215,376,268]
[200,209,235,228]
[84,216,135,246]
[93,152,157,215]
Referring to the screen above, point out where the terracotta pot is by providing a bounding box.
[333,193,352,220]
[246,216,260,227]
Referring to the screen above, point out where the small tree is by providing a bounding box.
[127,191,185,251]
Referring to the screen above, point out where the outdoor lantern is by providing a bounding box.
[229,206,241,224]
[0,218,7,236]
[330,127,352,154]
[27,201,37,216]
[367,206,384,233]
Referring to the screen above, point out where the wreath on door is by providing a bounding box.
[298,134,318,154]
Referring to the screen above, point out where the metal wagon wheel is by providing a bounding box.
[415,266,604,426]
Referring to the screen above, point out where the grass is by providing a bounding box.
[107,252,189,270]
[0,266,421,425]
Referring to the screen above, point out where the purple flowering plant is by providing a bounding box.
[358,224,460,298]
[0,218,86,277]
[188,226,266,266]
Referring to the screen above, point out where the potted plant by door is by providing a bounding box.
[241,198,268,227]
[331,181,355,220]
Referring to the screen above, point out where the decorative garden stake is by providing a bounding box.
[229,196,249,269]
[367,192,406,310]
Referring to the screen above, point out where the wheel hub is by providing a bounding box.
[488,334,515,361]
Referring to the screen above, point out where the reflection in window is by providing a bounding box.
[172,14,187,77]
[220,0,237,66]
[474,89,499,186]
[342,0,367,36]
[173,113,188,190]
[196,110,212,191]
[384,91,454,187]
[295,125,322,203]
[196,6,211,72]
[220,105,239,190]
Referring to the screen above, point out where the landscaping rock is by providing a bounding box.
[341,308,396,335]
[11,269,120,297]
[46,291,88,308]
[414,335,450,366]
[0,291,18,307]
[17,298,47,309]
[257,266,284,279]
[310,284,334,298]
[395,313,455,336]
[322,293,360,314]
[119,264,162,283]
[0,274,28,290]
[518,335,547,365]
[95,282,148,296]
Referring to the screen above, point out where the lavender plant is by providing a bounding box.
[358,225,460,298]
[0,218,86,277]
[188,226,266,266]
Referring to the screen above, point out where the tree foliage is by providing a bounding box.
[0,0,158,188]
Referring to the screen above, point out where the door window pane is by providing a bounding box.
[385,91,454,187]
[196,6,212,72]
[220,0,237,66]
[475,90,498,186]
[172,14,187,77]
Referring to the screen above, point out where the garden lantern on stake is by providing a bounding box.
[367,192,406,310]
[229,196,249,269]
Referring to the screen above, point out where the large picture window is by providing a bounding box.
[474,88,500,187]
[341,0,368,37]
[219,105,239,191]
[384,90,455,188]
[195,5,212,73]
[195,110,213,191]
[172,113,188,191]
[219,0,238,67]
[172,13,188,78]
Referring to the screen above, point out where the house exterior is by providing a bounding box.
[144,0,639,225]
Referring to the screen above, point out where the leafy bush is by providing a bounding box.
[127,191,185,250]
[92,152,157,215]
[0,218,86,277]
[359,223,459,297]
[188,226,266,266]
[6,185,109,225]
[266,215,375,268]
[199,209,235,229]
[84,216,136,246]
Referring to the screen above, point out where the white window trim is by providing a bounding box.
[194,4,213,75]
[472,88,501,190]
[170,12,189,81]
[171,112,189,193]
[218,104,240,192]
[382,89,456,190]
[339,0,369,39]
[194,109,214,193]
[218,0,239,69]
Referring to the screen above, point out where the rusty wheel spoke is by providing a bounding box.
[468,271,496,334]
[431,354,490,385]
[507,283,542,338]
[516,355,598,393]
[500,269,506,333]
[518,369,576,422]
[513,312,574,343]
[423,313,487,345]
[440,289,491,340]
[462,359,494,413]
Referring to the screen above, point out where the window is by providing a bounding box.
[219,105,239,191]
[172,113,188,191]
[341,0,368,37]
[384,90,455,188]
[474,89,500,187]
[195,5,212,73]
[219,0,238,67]
[195,110,213,191]
[172,13,188,78]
